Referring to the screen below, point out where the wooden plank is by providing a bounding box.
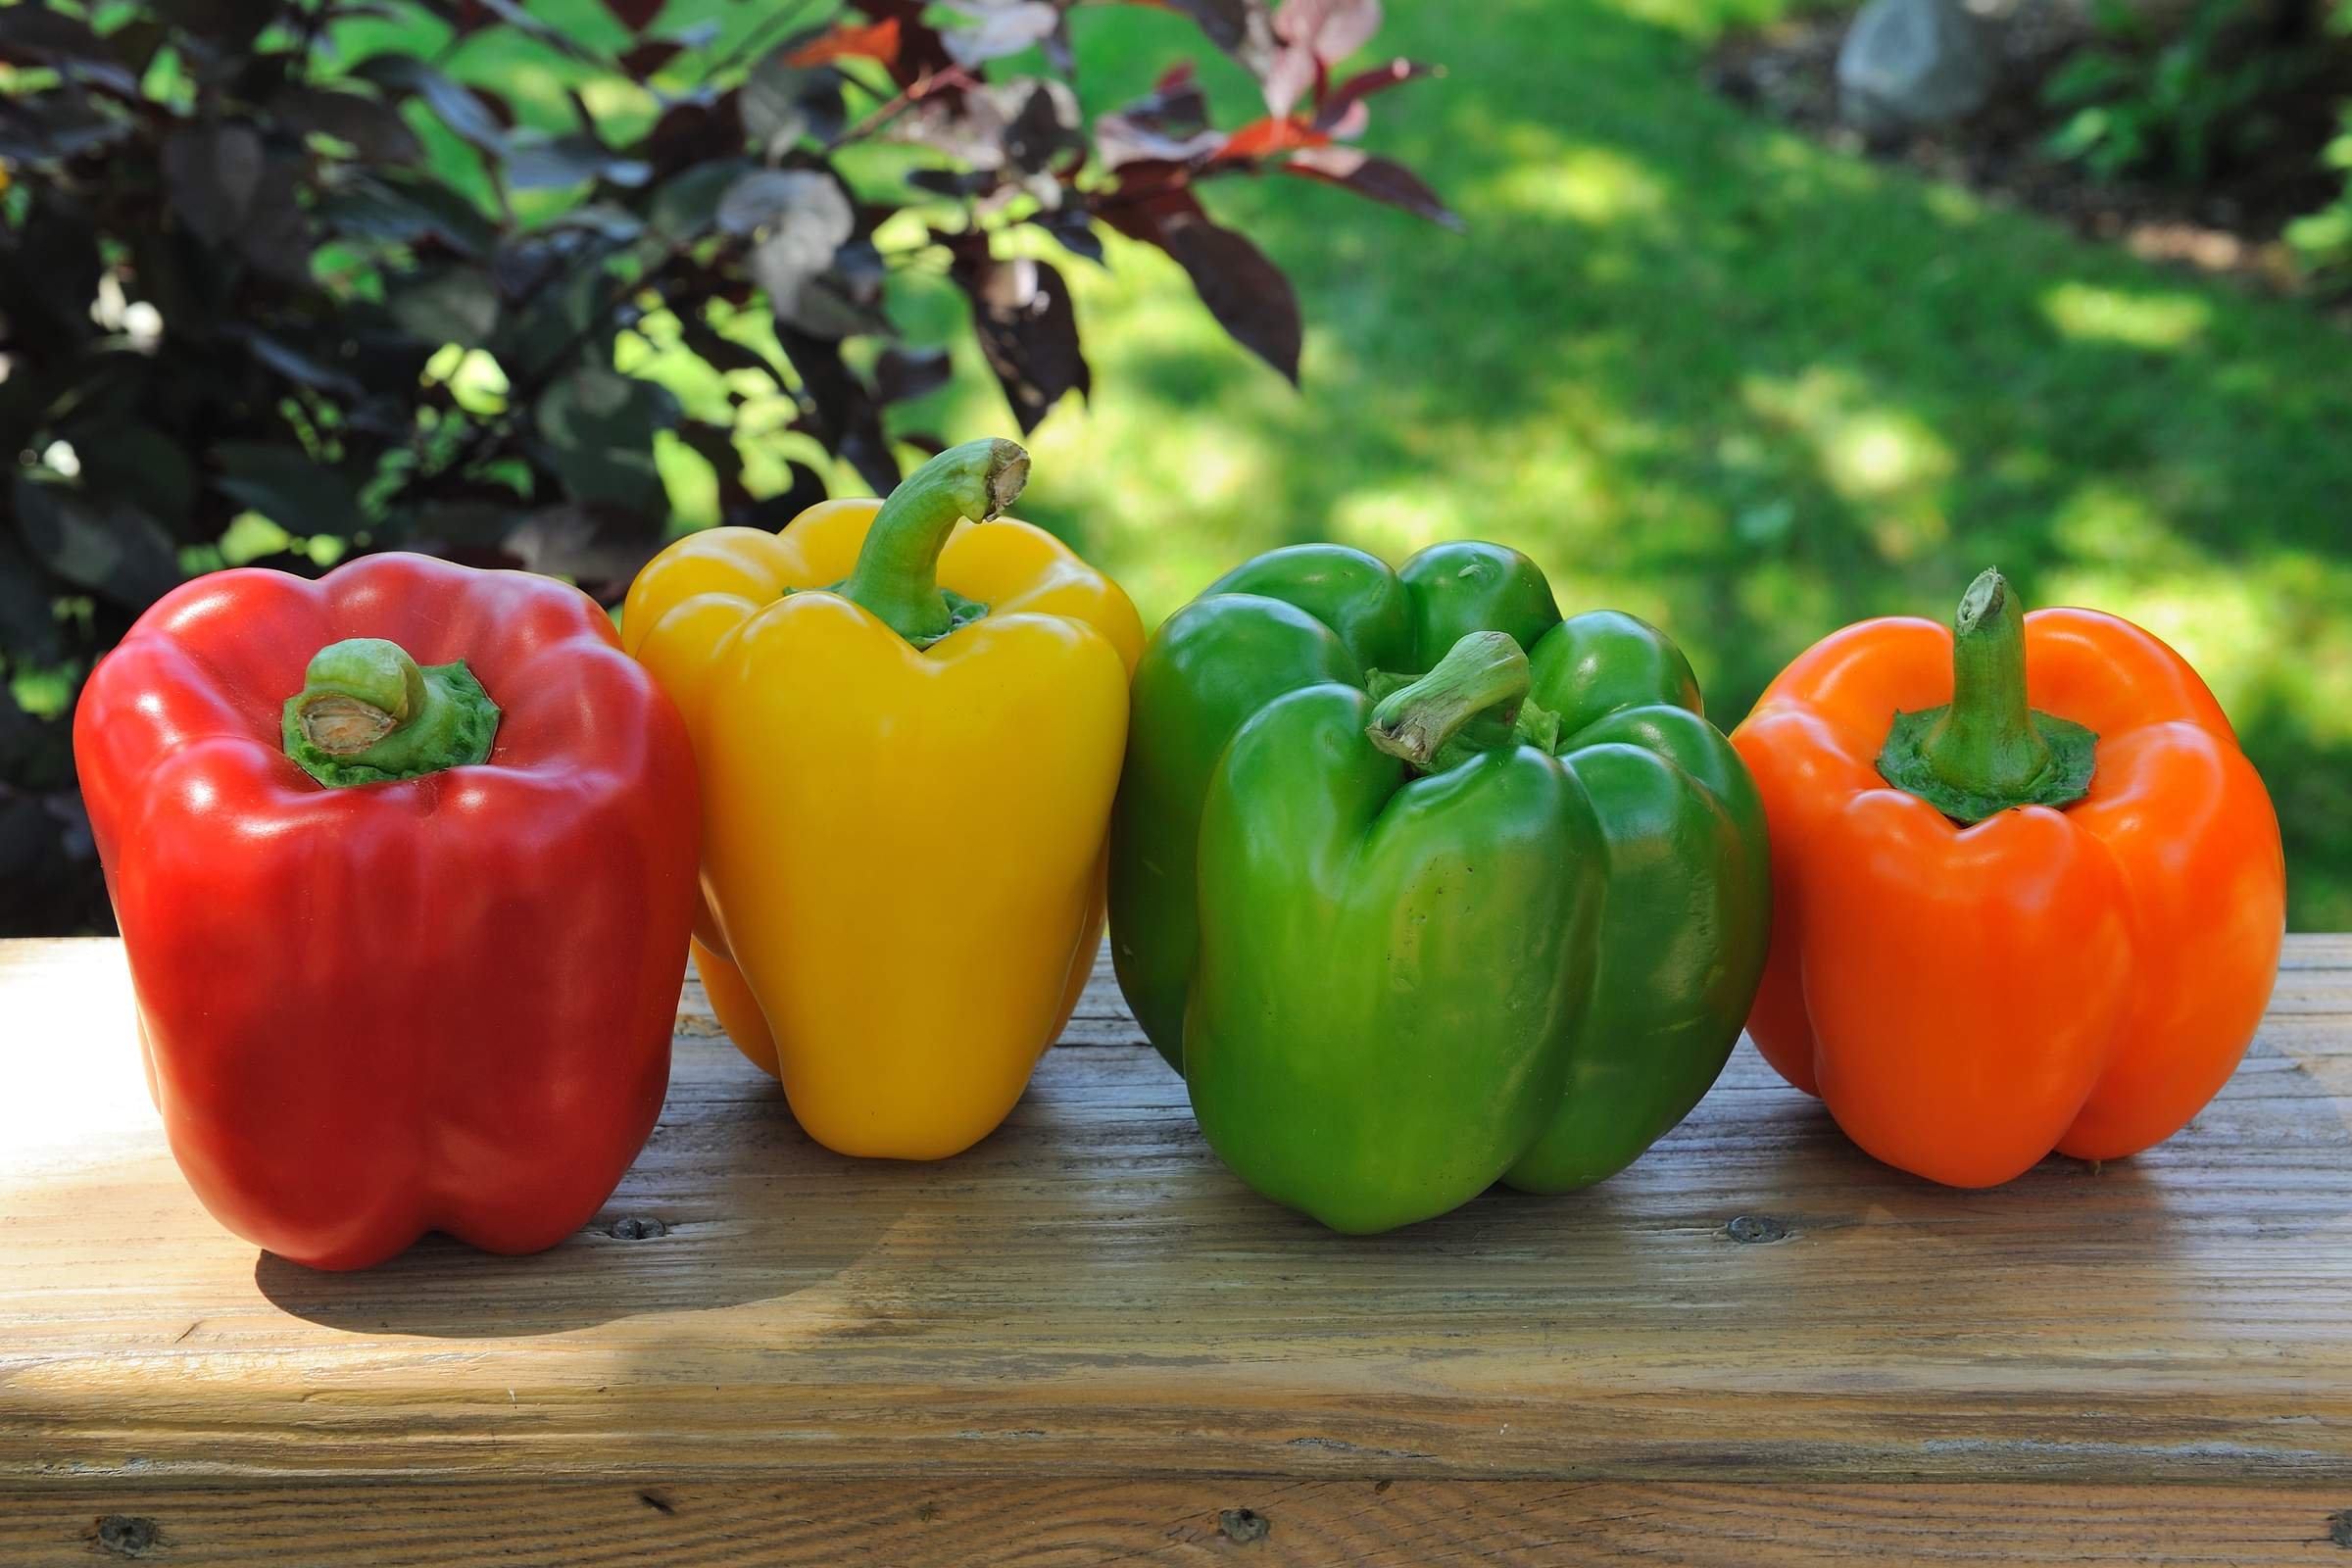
[3,938,2351,1494]
[4,1479,2348,1566]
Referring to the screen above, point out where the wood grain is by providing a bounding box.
[4,938,2351,1562]
[8,1479,2352,1566]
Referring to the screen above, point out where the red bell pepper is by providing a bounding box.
[74,553,700,1270]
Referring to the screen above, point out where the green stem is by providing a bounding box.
[1366,631,1534,772]
[836,437,1029,646]
[282,637,500,789]
[1928,569,2048,794]
[1877,568,2097,823]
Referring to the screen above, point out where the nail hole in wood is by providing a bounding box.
[1726,1214,1789,1245]
[1218,1508,1271,1544]
[609,1217,667,1240]
[94,1516,162,1558]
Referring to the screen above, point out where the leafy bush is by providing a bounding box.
[2040,0,2352,286]
[0,0,1454,934]
[2040,0,2322,183]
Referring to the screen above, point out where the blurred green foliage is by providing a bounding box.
[370,0,2352,928]
[952,0,2352,926]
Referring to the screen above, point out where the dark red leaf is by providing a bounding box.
[162,123,265,247]
[777,327,898,494]
[599,0,665,31]
[352,55,509,153]
[618,38,681,78]
[270,85,426,164]
[644,96,741,173]
[945,236,1089,433]
[1030,204,1104,265]
[1096,186,1299,382]
[846,0,960,88]
[874,345,953,405]
[1283,147,1462,230]
[1097,64,1217,168]
[1309,57,1433,133]
[1161,218,1298,383]
[0,8,140,96]
[1004,80,1082,174]
[677,315,783,382]
[1154,0,1277,78]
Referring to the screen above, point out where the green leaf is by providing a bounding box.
[210,444,370,537]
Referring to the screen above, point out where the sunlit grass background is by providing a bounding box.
[353,0,2352,926]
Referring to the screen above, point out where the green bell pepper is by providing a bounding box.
[1108,542,1771,1232]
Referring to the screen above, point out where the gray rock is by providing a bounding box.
[1837,0,1995,136]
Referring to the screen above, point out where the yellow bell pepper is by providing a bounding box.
[621,439,1141,1158]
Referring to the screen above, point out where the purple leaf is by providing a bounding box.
[874,345,954,405]
[1284,147,1462,230]
[352,55,509,154]
[1157,215,1299,383]
[1097,180,1300,382]
[162,123,265,247]
[1096,67,1222,168]
[599,0,665,32]
[1031,203,1104,265]
[1156,0,1278,79]
[270,85,426,164]
[777,328,898,493]
[1004,79,1082,173]
[947,238,1089,433]
[1309,57,1434,133]
[618,38,681,78]
[0,8,140,97]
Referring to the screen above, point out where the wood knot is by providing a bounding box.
[2328,1509,2352,1548]
[94,1516,162,1558]
[1218,1508,1271,1545]
[609,1217,668,1240]
[1726,1214,1789,1245]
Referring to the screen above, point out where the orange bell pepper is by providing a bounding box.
[1731,569,2284,1187]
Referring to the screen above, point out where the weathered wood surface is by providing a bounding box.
[3,936,2351,1565]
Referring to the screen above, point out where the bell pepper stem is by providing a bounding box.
[1877,568,2097,823]
[1926,569,2049,794]
[282,637,500,789]
[1367,631,1534,771]
[838,437,1029,646]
